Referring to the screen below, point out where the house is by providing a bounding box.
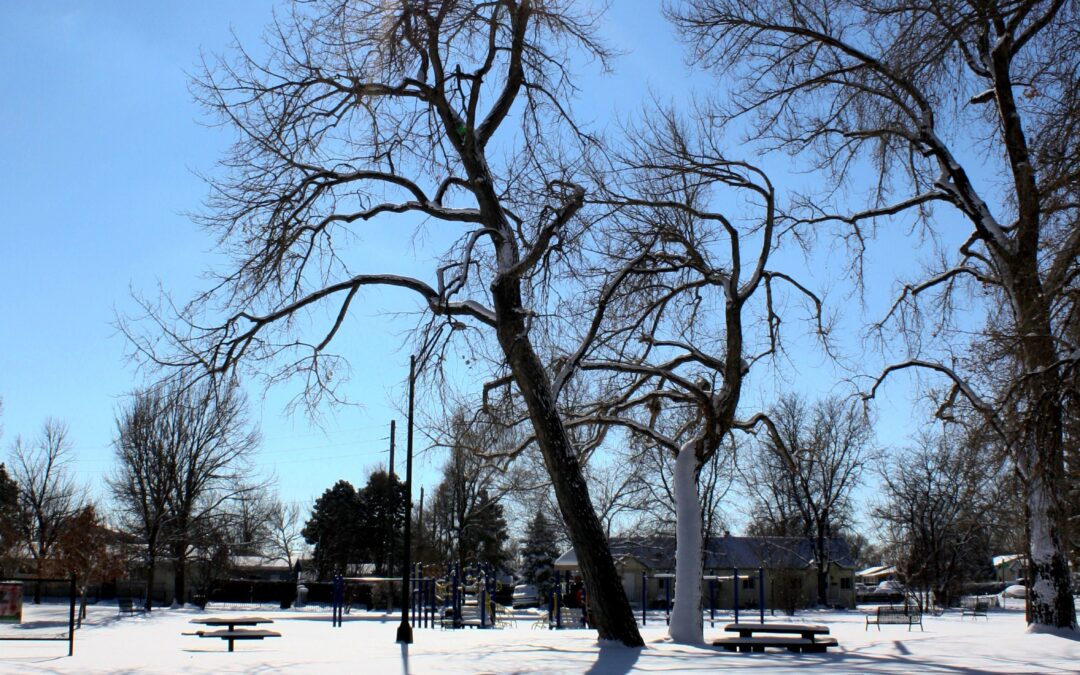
[992,554,1027,583]
[554,534,856,610]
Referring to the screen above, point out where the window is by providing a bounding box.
[742,577,755,590]
[840,577,852,590]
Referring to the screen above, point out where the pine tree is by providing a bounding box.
[302,480,364,579]
[520,511,561,589]
[0,464,18,577]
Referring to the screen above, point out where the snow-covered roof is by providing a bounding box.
[557,534,856,573]
[992,554,1026,567]
[856,565,897,578]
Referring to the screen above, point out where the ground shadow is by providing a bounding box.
[584,643,642,675]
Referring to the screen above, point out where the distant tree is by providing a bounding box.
[874,431,1001,608]
[51,505,126,626]
[0,463,18,577]
[110,387,173,610]
[426,415,511,570]
[302,480,364,579]
[266,500,306,572]
[357,470,406,575]
[741,395,873,604]
[109,379,261,607]
[520,511,560,590]
[9,419,84,603]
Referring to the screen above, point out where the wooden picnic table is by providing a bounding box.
[186,616,279,652]
[714,622,837,653]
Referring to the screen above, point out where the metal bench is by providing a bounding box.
[865,605,923,631]
[961,598,989,620]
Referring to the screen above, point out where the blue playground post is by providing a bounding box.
[664,576,671,625]
[709,578,716,627]
[758,567,765,623]
[733,567,740,624]
[555,570,563,629]
[641,572,647,626]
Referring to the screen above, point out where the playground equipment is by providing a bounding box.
[639,567,767,627]
[545,570,590,630]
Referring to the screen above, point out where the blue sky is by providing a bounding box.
[0,2,933,531]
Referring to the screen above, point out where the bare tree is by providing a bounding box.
[110,379,261,607]
[9,419,84,603]
[555,108,825,643]
[741,394,873,605]
[123,0,644,643]
[110,387,173,610]
[672,0,1080,629]
[266,499,307,571]
[874,430,1002,609]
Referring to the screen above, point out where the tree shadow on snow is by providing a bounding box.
[584,643,642,675]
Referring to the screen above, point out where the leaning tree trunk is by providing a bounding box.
[669,446,705,644]
[492,278,644,647]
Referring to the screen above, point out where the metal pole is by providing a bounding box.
[759,567,765,623]
[395,356,416,644]
[733,567,740,624]
[709,578,716,628]
[641,572,647,626]
[68,574,76,656]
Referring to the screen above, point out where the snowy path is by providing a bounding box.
[1,603,1077,673]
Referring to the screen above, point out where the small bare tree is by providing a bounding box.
[9,419,85,603]
[740,394,873,605]
[110,379,260,607]
[672,0,1080,629]
[266,500,306,572]
[874,430,1002,609]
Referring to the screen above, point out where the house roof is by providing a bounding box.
[856,565,897,578]
[556,534,856,572]
[992,554,1026,567]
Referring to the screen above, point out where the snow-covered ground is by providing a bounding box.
[1,601,1078,673]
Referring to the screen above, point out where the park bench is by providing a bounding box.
[865,605,923,631]
[117,597,144,616]
[713,622,838,653]
[961,597,989,620]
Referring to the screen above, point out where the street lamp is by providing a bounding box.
[395,355,416,644]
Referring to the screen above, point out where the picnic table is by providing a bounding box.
[186,616,280,652]
[713,622,838,653]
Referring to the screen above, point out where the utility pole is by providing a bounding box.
[389,419,396,477]
[396,355,416,645]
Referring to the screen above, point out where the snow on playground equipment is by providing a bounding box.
[545,570,591,629]
[639,567,766,627]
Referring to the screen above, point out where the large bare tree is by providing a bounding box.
[672,0,1080,630]
[554,108,825,643]
[125,0,643,644]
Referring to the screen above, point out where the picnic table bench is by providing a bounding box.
[185,616,280,652]
[865,605,923,631]
[713,622,838,653]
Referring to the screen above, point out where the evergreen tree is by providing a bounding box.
[520,511,560,588]
[357,470,406,575]
[0,464,18,576]
[302,480,364,579]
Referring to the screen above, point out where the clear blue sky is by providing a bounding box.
[0,2,930,529]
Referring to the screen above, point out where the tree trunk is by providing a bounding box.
[491,278,644,647]
[172,543,187,607]
[669,446,705,644]
[144,555,156,611]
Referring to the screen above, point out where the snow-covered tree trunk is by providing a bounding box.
[669,445,704,644]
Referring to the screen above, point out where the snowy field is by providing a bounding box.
[1,601,1078,674]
